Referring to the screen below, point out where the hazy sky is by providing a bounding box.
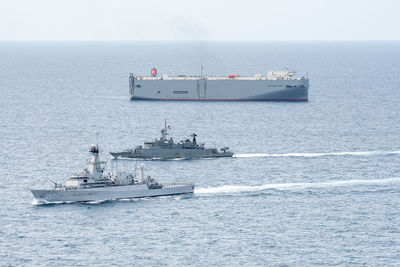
[0,0,399,41]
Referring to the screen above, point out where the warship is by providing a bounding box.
[129,67,309,101]
[110,122,233,159]
[31,144,194,204]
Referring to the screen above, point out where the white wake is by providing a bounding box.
[234,150,400,158]
[195,177,400,195]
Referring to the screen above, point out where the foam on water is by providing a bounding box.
[195,177,400,195]
[234,150,400,158]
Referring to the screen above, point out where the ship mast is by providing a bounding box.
[87,134,104,180]
[161,119,169,141]
[137,164,145,183]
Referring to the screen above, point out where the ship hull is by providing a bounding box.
[110,149,233,159]
[31,184,194,203]
[130,78,308,101]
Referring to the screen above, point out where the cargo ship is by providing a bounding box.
[129,67,309,101]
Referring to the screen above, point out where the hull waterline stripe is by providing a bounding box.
[32,191,194,204]
[131,98,308,102]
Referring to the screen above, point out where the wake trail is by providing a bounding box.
[234,150,400,158]
[195,177,400,195]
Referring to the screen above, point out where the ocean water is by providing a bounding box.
[1,41,400,266]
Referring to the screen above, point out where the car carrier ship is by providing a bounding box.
[129,67,309,101]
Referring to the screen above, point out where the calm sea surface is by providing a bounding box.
[1,41,400,266]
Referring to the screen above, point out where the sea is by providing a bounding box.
[1,41,400,266]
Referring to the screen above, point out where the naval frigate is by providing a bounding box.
[129,67,309,101]
[110,121,233,159]
[31,144,194,204]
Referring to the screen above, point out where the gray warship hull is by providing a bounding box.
[31,183,194,203]
[110,149,233,159]
[129,74,309,101]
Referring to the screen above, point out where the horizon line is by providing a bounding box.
[0,39,399,42]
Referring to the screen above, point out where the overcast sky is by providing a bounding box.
[0,0,399,41]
